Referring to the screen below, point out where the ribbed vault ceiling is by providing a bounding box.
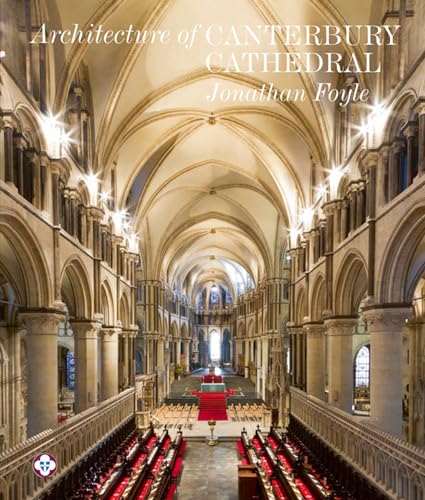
[50,0,379,298]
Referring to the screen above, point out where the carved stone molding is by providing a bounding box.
[362,306,413,332]
[303,323,325,338]
[71,320,102,340]
[324,317,357,336]
[19,310,65,335]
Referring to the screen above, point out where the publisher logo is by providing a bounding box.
[33,453,57,478]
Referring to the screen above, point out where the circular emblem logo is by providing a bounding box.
[32,453,57,478]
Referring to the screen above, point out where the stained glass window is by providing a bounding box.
[355,346,370,388]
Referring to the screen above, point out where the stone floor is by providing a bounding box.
[176,441,239,500]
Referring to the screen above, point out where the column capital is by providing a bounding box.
[362,305,413,332]
[86,206,104,221]
[324,317,357,335]
[361,150,380,170]
[0,113,18,129]
[303,323,325,338]
[100,327,121,338]
[50,159,70,184]
[71,320,102,339]
[402,121,418,138]
[25,148,40,166]
[287,325,304,335]
[414,99,425,116]
[322,201,338,217]
[19,309,65,333]
[391,138,405,153]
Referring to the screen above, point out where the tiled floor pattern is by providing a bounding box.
[177,441,239,500]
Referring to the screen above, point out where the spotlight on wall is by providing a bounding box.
[126,232,139,253]
[84,172,99,206]
[288,227,300,249]
[0,51,6,59]
[328,166,344,199]
[301,206,314,232]
[99,190,111,205]
[41,112,72,158]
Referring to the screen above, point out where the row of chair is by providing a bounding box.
[228,403,268,422]
[152,403,198,428]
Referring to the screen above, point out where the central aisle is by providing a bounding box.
[178,442,239,499]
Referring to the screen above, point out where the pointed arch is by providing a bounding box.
[295,287,306,325]
[60,256,93,319]
[100,279,114,326]
[310,273,326,322]
[378,203,425,303]
[119,292,130,328]
[0,208,52,308]
[334,252,367,316]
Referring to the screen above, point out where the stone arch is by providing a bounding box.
[295,287,306,325]
[384,89,417,142]
[0,209,51,308]
[181,322,188,338]
[378,204,425,303]
[60,256,93,319]
[247,319,255,337]
[14,103,45,152]
[119,293,130,328]
[310,273,326,322]
[170,320,179,338]
[100,280,114,326]
[334,252,367,315]
[237,321,246,338]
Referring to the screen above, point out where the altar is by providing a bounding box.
[200,383,226,392]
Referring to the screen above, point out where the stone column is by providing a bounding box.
[19,311,64,437]
[340,200,348,240]
[4,124,14,185]
[304,323,326,400]
[71,320,101,413]
[325,318,357,413]
[129,330,137,386]
[100,328,119,399]
[121,331,130,388]
[14,135,25,196]
[363,307,411,436]
[405,123,417,185]
[415,102,425,176]
[293,328,305,389]
[261,336,268,400]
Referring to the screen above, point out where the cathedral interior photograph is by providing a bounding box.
[1,0,425,499]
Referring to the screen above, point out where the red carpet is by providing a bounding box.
[198,392,227,420]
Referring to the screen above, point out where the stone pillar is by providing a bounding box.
[325,318,357,413]
[363,307,411,436]
[415,102,425,176]
[293,328,305,389]
[405,123,417,185]
[304,324,326,400]
[4,124,14,185]
[333,201,341,245]
[389,141,403,200]
[71,320,101,413]
[14,135,25,196]
[408,321,425,445]
[121,331,130,388]
[100,328,119,399]
[340,200,348,240]
[261,337,268,400]
[129,330,137,386]
[19,311,64,437]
